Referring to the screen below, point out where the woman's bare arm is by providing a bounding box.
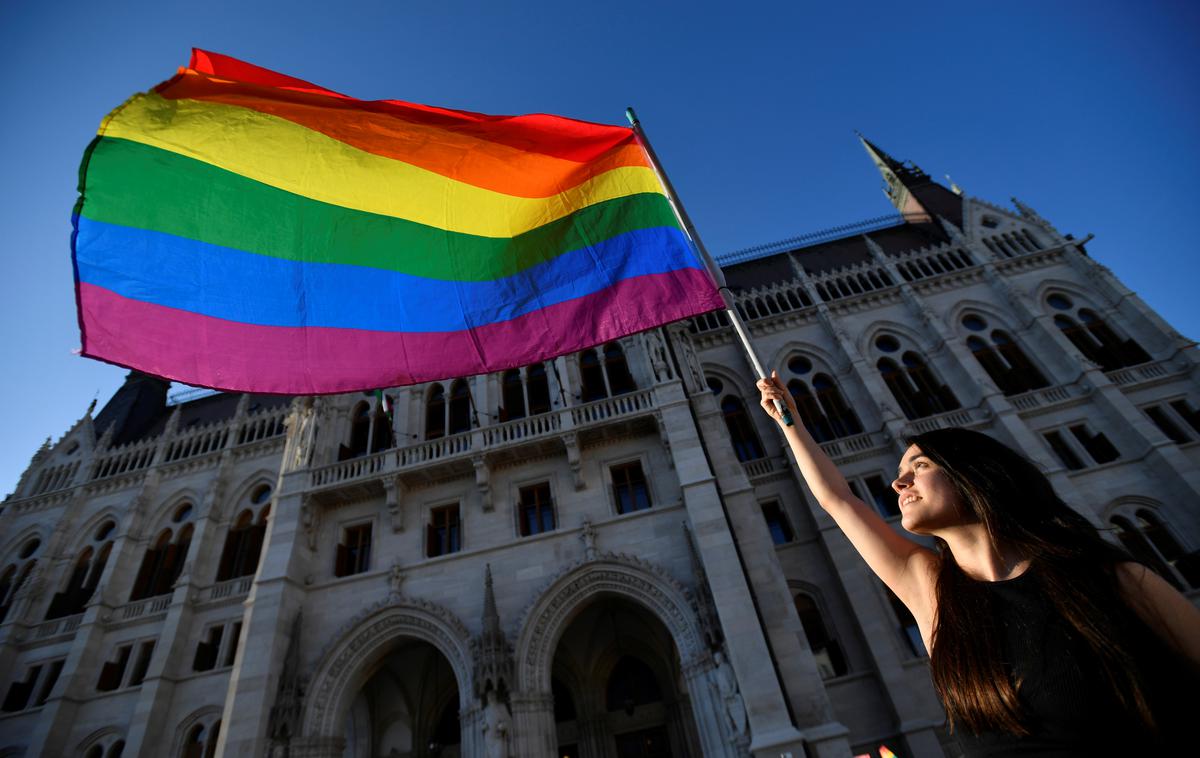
[757,373,937,616]
[1117,562,1200,670]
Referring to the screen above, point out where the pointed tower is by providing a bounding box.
[858,135,964,227]
[472,564,513,700]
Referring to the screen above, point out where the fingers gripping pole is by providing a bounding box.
[625,107,793,426]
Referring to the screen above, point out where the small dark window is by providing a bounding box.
[335,524,372,577]
[193,626,223,672]
[96,645,132,691]
[787,356,813,375]
[761,501,794,545]
[612,462,652,514]
[224,622,243,667]
[1043,430,1085,470]
[250,485,272,505]
[128,640,154,686]
[1047,293,1073,311]
[961,314,988,332]
[518,483,556,537]
[721,396,765,461]
[2,664,41,711]
[706,377,724,395]
[173,503,193,523]
[1069,425,1119,464]
[864,474,900,517]
[875,335,900,353]
[34,659,63,706]
[18,539,40,559]
[1169,399,1200,435]
[794,594,848,678]
[1144,405,1191,444]
[95,521,116,541]
[427,505,462,558]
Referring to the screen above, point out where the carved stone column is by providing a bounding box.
[509,691,556,758]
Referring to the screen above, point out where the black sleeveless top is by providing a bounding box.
[953,568,1191,757]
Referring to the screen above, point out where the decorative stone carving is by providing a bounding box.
[384,476,404,531]
[645,328,674,383]
[473,455,493,512]
[303,598,473,738]
[268,612,306,756]
[300,496,319,551]
[472,565,514,700]
[682,523,723,650]
[579,518,598,560]
[387,561,405,599]
[481,688,512,758]
[563,433,584,490]
[713,650,749,742]
[513,553,705,693]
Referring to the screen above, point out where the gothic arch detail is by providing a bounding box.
[301,597,474,739]
[513,553,707,693]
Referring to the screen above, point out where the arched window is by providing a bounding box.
[46,518,114,619]
[215,485,271,583]
[501,369,526,421]
[603,343,636,395]
[721,396,764,461]
[182,719,221,758]
[130,510,194,601]
[877,340,959,420]
[425,384,446,440]
[448,379,472,434]
[371,400,393,454]
[0,537,42,623]
[813,374,862,438]
[963,315,1050,396]
[579,343,637,403]
[793,593,848,679]
[347,401,370,458]
[1110,510,1197,590]
[788,379,833,442]
[579,349,607,402]
[1048,293,1150,371]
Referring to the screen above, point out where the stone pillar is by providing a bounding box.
[653,380,817,758]
[509,691,556,758]
[213,474,312,758]
[681,657,741,758]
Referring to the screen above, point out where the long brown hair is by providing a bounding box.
[907,428,1156,736]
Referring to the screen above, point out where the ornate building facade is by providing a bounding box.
[1,139,1198,758]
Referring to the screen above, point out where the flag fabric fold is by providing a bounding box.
[73,49,723,394]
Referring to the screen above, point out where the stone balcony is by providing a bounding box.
[302,388,661,506]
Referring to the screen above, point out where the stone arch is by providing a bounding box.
[301,597,474,739]
[1031,278,1104,312]
[146,487,204,531]
[1100,494,1165,524]
[698,364,755,401]
[0,524,46,563]
[225,470,278,510]
[767,341,843,378]
[68,508,123,553]
[945,298,1023,335]
[76,726,125,757]
[857,319,934,360]
[170,705,223,758]
[514,554,706,693]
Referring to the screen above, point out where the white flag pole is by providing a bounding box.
[626,107,794,427]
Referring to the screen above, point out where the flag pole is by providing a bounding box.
[626,107,794,427]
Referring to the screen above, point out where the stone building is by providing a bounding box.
[1,138,1197,758]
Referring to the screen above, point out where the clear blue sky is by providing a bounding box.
[2,1,1197,497]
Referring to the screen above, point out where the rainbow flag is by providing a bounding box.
[72,50,722,395]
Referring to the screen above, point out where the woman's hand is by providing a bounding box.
[757,370,799,424]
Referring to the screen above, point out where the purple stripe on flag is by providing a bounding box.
[79,270,723,395]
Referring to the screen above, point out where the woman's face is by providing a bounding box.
[892,444,969,534]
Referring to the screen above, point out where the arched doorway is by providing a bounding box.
[343,639,460,758]
[550,598,699,758]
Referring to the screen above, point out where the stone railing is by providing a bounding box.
[308,388,657,492]
[1008,385,1073,412]
[236,406,288,445]
[208,576,254,601]
[904,407,979,435]
[162,420,230,463]
[1105,360,1173,388]
[119,595,171,621]
[819,431,889,461]
[890,244,974,283]
[91,437,158,481]
[32,613,84,640]
[31,460,80,496]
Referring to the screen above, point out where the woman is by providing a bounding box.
[756,372,1199,756]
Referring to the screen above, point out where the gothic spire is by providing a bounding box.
[857,133,933,222]
[473,564,513,700]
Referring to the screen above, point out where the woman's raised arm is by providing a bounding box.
[757,372,937,615]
